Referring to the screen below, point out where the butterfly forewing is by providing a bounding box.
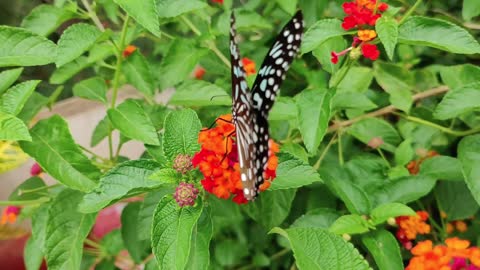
[230,13,258,200]
[250,11,304,192]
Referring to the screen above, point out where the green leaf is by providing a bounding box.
[145,134,169,166]
[296,88,333,153]
[156,0,207,18]
[0,80,40,115]
[56,23,102,67]
[25,203,50,270]
[19,115,99,191]
[0,111,31,141]
[98,0,119,24]
[276,0,298,15]
[123,50,155,97]
[0,26,56,67]
[17,92,49,123]
[269,97,297,121]
[372,175,437,206]
[138,189,174,240]
[463,0,480,21]
[21,4,77,36]
[458,134,480,206]
[434,82,480,120]
[114,0,160,36]
[121,202,150,263]
[336,67,374,93]
[169,80,230,107]
[73,77,108,104]
[79,160,161,213]
[163,109,201,161]
[435,181,479,221]
[373,61,413,112]
[270,154,322,190]
[108,99,159,145]
[361,230,403,270]
[158,39,207,89]
[376,16,398,60]
[398,16,480,54]
[152,196,203,270]
[149,168,181,184]
[329,214,371,235]
[439,64,480,90]
[9,176,46,201]
[50,56,91,84]
[90,116,112,147]
[332,92,377,111]
[419,156,464,181]
[394,139,414,166]
[186,208,213,270]
[24,236,44,270]
[301,19,345,54]
[270,227,372,270]
[214,239,249,267]
[370,203,415,225]
[291,208,340,229]
[348,118,401,152]
[244,189,296,229]
[0,68,23,95]
[313,36,346,74]
[45,189,96,270]
[280,143,308,163]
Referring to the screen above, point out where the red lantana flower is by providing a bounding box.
[361,43,380,60]
[194,66,206,80]
[241,58,257,76]
[211,0,224,4]
[1,206,21,225]
[395,211,431,249]
[192,114,279,204]
[122,45,137,58]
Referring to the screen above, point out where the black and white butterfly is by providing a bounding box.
[230,11,304,200]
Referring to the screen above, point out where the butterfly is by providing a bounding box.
[229,11,304,200]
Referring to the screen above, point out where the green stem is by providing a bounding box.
[399,0,422,25]
[181,16,201,36]
[19,184,59,195]
[313,134,338,170]
[338,130,344,166]
[377,148,391,168]
[81,0,106,31]
[0,198,50,206]
[395,113,480,137]
[84,238,102,249]
[78,144,108,162]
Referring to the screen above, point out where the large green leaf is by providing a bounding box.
[21,4,77,36]
[361,230,403,270]
[373,61,413,112]
[162,109,201,161]
[156,0,207,18]
[291,208,340,229]
[107,99,159,145]
[419,156,464,181]
[0,80,40,115]
[375,16,398,60]
[121,202,150,263]
[398,16,480,54]
[158,39,207,90]
[79,160,161,213]
[439,64,480,90]
[434,82,480,120]
[296,88,333,153]
[17,92,48,123]
[152,196,203,270]
[8,176,46,201]
[56,23,102,67]
[270,154,322,190]
[25,203,50,270]
[186,208,213,270]
[244,189,296,229]
[45,189,96,270]
[19,116,99,192]
[301,19,345,54]
[332,92,377,112]
[0,68,23,94]
[372,175,437,206]
[329,214,371,235]
[0,26,56,67]
[24,236,44,270]
[463,0,480,21]
[435,181,479,221]
[90,116,112,147]
[49,56,91,84]
[271,227,371,270]
[73,77,108,104]
[0,111,31,141]
[370,203,415,225]
[122,51,156,97]
[458,134,480,206]
[137,189,174,240]
[169,80,230,107]
[336,67,373,93]
[348,118,401,152]
[114,0,160,36]
[269,97,297,121]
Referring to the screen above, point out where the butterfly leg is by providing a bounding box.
[219,130,235,164]
[200,117,233,132]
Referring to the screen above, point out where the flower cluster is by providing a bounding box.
[174,182,199,207]
[192,114,279,204]
[0,206,20,225]
[331,0,388,64]
[395,211,431,249]
[406,150,439,175]
[406,238,480,270]
[241,57,256,76]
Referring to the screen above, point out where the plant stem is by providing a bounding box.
[395,113,480,137]
[81,0,105,31]
[328,85,449,132]
[377,148,391,168]
[338,130,344,166]
[0,197,50,206]
[181,16,201,36]
[19,184,59,195]
[313,134,337,170]
[399,0,422,25]
[78,144,108,162]
[84,238,102,249]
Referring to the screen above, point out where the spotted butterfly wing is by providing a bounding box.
[230,11,304,200]
[230,13,257,200]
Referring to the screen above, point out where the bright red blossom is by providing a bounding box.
[1,206,21,225]
[211,0,223,4]
[194,66,206,80]
[30,162,43,176]
[122,45,137,58]
[361,43,380,60]
[192,114,279,204]
[241,58,256,76]
[395,211,431,249]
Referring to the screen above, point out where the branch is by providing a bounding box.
[328,85,449,132]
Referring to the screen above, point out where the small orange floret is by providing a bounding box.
[358,29,377,41]
[122,45,137,57]
[0,206,21,225]
[241,57,256,76]
[411,240,433,256]
[194,66,206,80]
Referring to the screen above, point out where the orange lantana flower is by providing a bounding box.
[122,45,137,58]
[357,29,377,41]
[395,211,431,249]
[406,150,439,175]
[241,58,256,76]
[1,206,21,225]
[192,114,279,204]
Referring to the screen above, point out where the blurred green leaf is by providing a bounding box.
[276,0,298,15]
[0,112,31,141]
[156,0,207,18]
[435,181,479,221]
[291,208,340,229]
[373,61,413,112]
[361,230,403,270]
[332,92,377,111]
[370,203,415,225]
[9,176,46,201]
[329,214,371,235]
[434,82,480,120]
[73,77,108,104]
[440,64,480,89]
[50,56,91,84]
[17,92,48,123]
[186,208,213,270]
[463,0,480,21]
[269,97,297,121]
[376,16,398,60]
[0,80,40,115]
[90,116,112,147]
[301,19,345,54]
[169,80,230,107]
[458,134,480,206]
[372,175,437,206]
[114,0,161,36]
[149,168,181,184]
[336,67,374,94]
[245,189,296,229]
[121,202,150,263]
[394,139,414,166]
[137,189,174,240]
[419,156,464,181]
[122,50,156,97]
[348,118,401,152]
[56,23,102,67]
[0,68,23,95]
[21,4,77,36]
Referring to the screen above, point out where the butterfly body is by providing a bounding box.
[230,11,304,200]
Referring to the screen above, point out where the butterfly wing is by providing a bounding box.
[250,11,304,192]
[230,13,258,200]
